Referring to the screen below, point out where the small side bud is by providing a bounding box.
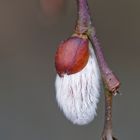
[55,35,89,76]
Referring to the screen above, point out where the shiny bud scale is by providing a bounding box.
[55,35,89,76]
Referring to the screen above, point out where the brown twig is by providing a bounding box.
[75,0,91,34]
[101,89,117,140]
[89,28,120,94]
[76,0,120,94]
[75,0,120,139]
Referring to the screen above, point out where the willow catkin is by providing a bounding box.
[55,43,101,125]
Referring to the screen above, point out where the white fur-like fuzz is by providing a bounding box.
[55,44,101,125]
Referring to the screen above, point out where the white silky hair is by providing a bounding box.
[55,43,101,125]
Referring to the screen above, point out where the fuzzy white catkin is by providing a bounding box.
[55,42,101,125]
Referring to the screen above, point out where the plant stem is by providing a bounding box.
[75,0,120,139]
[101,90,117,140]
[76,0,120,94]
[75,0,91,34]
[89,28,120,94]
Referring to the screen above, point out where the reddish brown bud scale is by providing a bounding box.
[55,35,89,76]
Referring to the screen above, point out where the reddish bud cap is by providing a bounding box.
[55,35,89,76]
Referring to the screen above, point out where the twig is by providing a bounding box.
[89,27,120,94]
[75,0,120,139]
[76,0,120,93]
[101,89,117,140]
[75,0,91,34]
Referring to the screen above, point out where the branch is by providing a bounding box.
[75,0,120,139]
[76,0,120,94]
[75,0,91,34]
[101,90,117,140]
[89,28,120,94]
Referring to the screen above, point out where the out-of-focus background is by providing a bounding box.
[0,0,139,139]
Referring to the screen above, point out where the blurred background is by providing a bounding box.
[0,0,139,139]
